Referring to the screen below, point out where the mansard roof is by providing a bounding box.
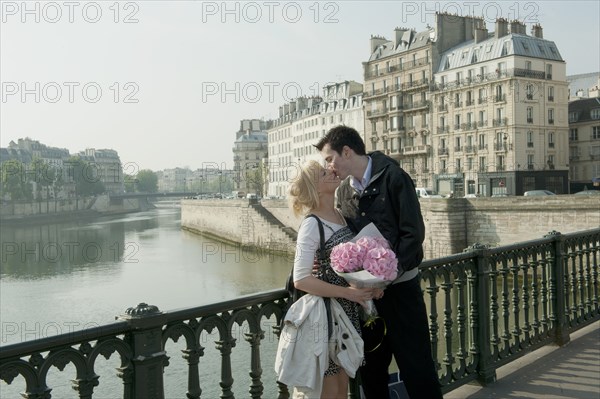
[368,28,434,61]
[437,33,564,72]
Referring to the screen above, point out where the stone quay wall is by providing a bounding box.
[181,196,600,259]
[181,199,297,255]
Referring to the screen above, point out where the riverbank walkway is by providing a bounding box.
[446,320,600,399]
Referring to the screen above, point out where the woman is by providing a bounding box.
[287,160,377,399]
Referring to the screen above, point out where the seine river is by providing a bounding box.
[0,201,293,398]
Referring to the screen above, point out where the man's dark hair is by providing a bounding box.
[314,125,366,156]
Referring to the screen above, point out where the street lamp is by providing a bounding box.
[218,171,223,197]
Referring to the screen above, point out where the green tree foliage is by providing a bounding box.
[136,170,158,193]
[0,160,33,201]
[124,174,136,193]
[66,157,105,196]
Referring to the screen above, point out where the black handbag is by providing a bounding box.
[283,214,333,339]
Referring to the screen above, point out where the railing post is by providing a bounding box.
[117,303,169,399]
[470,243,496,385]
[545,231,571,346]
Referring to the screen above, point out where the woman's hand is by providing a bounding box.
[344,287,376,308]
[373,288,385,300]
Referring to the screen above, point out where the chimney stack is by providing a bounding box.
[495,18,509,39]
[370,35,388,54]
[531,24,544,38]
[510,20,526,35]
[393,27,409,49]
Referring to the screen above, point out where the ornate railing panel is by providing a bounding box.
[1,229,599,398]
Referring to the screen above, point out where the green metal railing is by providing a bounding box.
[1,229,598,398]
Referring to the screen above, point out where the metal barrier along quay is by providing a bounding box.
[1,228,599,398]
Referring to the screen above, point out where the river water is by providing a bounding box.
[0,201,293,398]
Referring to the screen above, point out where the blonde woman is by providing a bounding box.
[287,160,376,399]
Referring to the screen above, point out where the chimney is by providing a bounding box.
[474,26,488,43]
[510,20,526,35]
[531,24,543,38]
[495,18,509,39]
[393,27,409,49]
[370,35,388,54]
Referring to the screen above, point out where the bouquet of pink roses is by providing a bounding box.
[329,223,398,326]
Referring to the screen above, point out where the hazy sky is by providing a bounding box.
[2,1,599,173]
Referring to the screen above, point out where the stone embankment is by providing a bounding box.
[182,196,600,258]
[0,194,154,224]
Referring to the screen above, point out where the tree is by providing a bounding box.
[245,164,266,197]
[0,160,33,201]
[124,174,136,193]
[30,158,56,200]
[66,157,105,197]
[136,170,158,193]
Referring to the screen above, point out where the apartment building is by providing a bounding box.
[267,81,364,197]
[568,97,600,191]
[232,119,270,196]
[363,13,569,196]
[363,14,489,192]
[78,148,124,194]
[432,19,568,196]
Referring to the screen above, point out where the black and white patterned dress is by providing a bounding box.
[313,222,362,376]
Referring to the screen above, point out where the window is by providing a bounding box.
[527,154,535,169]
[527,107,533,123]
[548,86,554,101]
[525,60,532,70]
[548,132,555,148]
[478,134,486,149]
[479,110,485,125]
[467,158,473,170]
[526,84,534,100]
[569,128,578,140]
[455,114,461,129]
[479,156,486,171]
[593,126,600,139]
[548,109,554,124]
[455,158,462,172]
[527,130,534,147]
[547,155,555,169]
[546,64,552,79]
[591,109,600,120]
[569,112,579,123]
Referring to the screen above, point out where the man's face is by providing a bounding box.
[320,143,350,180]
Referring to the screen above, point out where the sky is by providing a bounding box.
[1,0,599,173]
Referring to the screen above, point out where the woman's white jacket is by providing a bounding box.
[274,294,363,397]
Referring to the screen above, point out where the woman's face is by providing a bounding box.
[316,166,340,194]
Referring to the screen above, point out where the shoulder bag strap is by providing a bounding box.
[305,214,333,339]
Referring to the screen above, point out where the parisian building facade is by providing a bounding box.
[232,119,271,196]
[568,97,600,190]
[363,13,569,196]
[266,81,364,197]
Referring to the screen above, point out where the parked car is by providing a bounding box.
[524,190,556,196]
[463,193,480,198]
[415,187,443,198]
[574,190,600,196]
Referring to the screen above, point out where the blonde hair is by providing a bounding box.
[287,160,322,217]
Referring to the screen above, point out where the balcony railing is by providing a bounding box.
[402,145,431,155]
[431,68,549,92]
[438,147,449,156]
[437,126,450,134]
[2,231,599,398]
[493,118,508,127]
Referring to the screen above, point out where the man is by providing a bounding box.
[315,125,443,399]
